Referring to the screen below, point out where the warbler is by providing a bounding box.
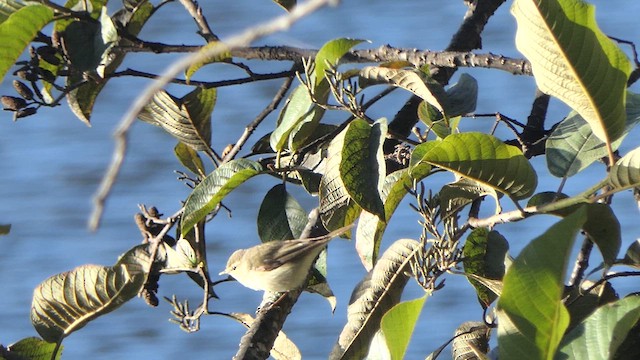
[220,226,351,292]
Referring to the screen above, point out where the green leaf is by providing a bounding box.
[181,159,262,233]
[446,73,478,117]
[440,178,503,220]
[408,141,438,179]
[623,239,640,268]
[355,169,413,270]
[582,203,620,268]
[4,337,62,360]
[314,38,366,87]
[31,245,151,342]
[66,1,155,124]
[463,228,509,309]
[497,207,587,360]
[174,142,206,177]
[0,0,24,24]
[511,0,631,144]
[257,184,307,242]
[381,296,427,360]
[270,84,317,151]
[556,296,640,360]
[185,41,232,82]
[359,66,449,115]
[608,146,640,192]
[0,5,54,83]
[546,92,640,178]
[63,7,117,73]
[340,119,386,219]
[330,239,421,360]
[410,132,537,200]
[138,87,217,152]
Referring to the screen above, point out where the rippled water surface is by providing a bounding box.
[0,1,639,359]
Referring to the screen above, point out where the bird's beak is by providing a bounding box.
[219,268,228,276]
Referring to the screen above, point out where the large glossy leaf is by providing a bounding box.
[608,146,640,192]
[440,178,502,220]
[410,132,537,200]
[546,92,640,177]
[380,295,427,360]
[359,66,448,115]
[184,41,232,82]
[31,245,151,342]
[0,4,53,83]
[556,296,640,360]
[463,228,509,309]
[181,159,262,233]
[355,169,413,271]
[174,142,206,177]
[3,337,62,360]
[497,207,587,360]
[340,119,386,219]
[257,184,307,242]
[138,87,217,152]
[269,84,320,151]
[66,1,154,124]
[511,0,631,144]
[330,239,421,360]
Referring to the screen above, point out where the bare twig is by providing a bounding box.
[108,68,296,88]
[222,66,298,163]
[178,0,219,42]
[89,0,338,230]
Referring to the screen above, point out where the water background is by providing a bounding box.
[0,1,639,359]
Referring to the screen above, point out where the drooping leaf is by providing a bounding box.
[410,132,537,200]
[446,73,478,117]
[319,124,360,232]
[463,228,509,309]
[408,141,438,180]
[511,0,631,144]
[138,87,217,152]
[181,159,263,233]
[31,245,151,342]
[608,146,640,192]
[330,239,421,360]
[356,169,413,270]
[546,92,640,177]
[3,337,62,360]
[359,66,449,115]
[623,239,640,268]
[556,296,640,360]
[340,119,386,219]
[257,184,307,242]
[0,5,54,83]
[497,207,587,360]
[185,41,232,82]
[380,296,427,360]
[563,280,618,330]
[269,84,318,151]
[65,1,155,124]
[452,322,492,360]
[440,178,502,220]
[174,142,206,177]
[62,7,117,73]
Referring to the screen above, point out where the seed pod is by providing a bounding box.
[37,46,60,66]
[39,69,55,82]
[13,80,34,100]
[15,107,37,119]
[1,96,27,111]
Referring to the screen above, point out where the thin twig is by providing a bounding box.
[89,0,338,230]
[178,0,219,42]
[108,68,296,88]
[222,66,298,163]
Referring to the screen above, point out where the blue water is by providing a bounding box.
[1,1,639,359]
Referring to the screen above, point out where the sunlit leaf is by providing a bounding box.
[257,184,307,242]
[497,207,587,360]
[511,0,631,144]
[138,87,217,152]
[185,41,232,82]
[410,132,537,200]
[340,119,386,219]
[174,142,206,177]
[31,245,151,342]
[0,5,53,83]
[608,146,640,192]
[330,239,421,360]
[359,66,449,115]
[4,337,62,360]
[181,159,262,233]
[440,178,502,220]
[380,295,426,360]
[270,84,318,151]
[314,38,366,87]
[556,296,640,360]
[546,92,640,177]
[356,169,412,270]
